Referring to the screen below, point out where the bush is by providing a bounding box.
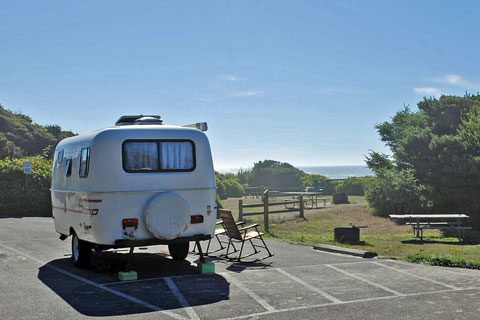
[248,160,304,190]
[364,169,427,217]
[224,179,245,197]
[336,176,372,196]
[0,156,52,216]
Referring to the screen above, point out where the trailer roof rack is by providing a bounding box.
[115,115,163,126]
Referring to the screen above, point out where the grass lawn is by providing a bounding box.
[220,195,480,266]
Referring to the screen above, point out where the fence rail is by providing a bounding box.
[238,190,304,232]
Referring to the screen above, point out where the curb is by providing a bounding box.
[313,243,377,258]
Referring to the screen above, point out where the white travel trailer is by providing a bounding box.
[51,115,217,267]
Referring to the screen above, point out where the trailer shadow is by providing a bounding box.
[38,252,230,317]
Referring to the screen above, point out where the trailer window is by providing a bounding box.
[79,148,90,177]
[159,142,194,170]
[122,140,195,172]
[56,150,63,163]
[124,142,159,171]
[65,158,72,177]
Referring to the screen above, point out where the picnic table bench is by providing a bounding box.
[389,214,472,241]
[282,192,328,209]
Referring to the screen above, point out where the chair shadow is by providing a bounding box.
[38,251,230,317]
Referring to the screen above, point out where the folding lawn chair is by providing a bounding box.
[218,209,274,262]
[193,219,245,255]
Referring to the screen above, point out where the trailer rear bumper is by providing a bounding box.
[114,234,211,248]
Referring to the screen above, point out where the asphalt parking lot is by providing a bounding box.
[1,217,480,319]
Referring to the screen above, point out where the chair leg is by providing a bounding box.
[238,241,246,262]
[225,238,232,258]
[249,239,258,253]
[258,235,273,257]
[216,234,225,249]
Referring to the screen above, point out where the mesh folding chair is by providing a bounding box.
[193,219,245,255]
[218,209,273,262]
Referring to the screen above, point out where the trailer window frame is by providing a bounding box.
[79,147,90,178]
[122,139,196,173]
[65,158,72,177]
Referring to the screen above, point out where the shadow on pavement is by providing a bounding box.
[38,251,231,317]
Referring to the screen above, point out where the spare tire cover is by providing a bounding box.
[144,193,190,240]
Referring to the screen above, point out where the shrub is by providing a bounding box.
[336,176,373,196]
[0,156,52,217]
[224,179,245,197]
[364,169,427,217]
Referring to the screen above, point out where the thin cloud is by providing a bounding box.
[219,74,245,82]
[230,90,263,97]
[431,74,477,88]
[413,87,443,96]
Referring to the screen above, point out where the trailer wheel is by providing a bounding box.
[168,242,189,260]
[71,232,92,267]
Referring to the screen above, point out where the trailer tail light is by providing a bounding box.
[190,215,204,224]
[122,218,138,229]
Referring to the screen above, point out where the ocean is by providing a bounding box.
[218,165,374,179]
[297,166,374,179]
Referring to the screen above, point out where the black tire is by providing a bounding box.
[168,242,189,260]
[71,232,92,268]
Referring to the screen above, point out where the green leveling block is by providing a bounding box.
[197,262,215,274]
[118,270,138,281]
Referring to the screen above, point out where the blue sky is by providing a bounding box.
[1,0,480,170]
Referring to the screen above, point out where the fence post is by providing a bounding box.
[239,199,243,221]
[263,189,269,232]
[299,194,304,218]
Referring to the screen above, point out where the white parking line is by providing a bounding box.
[326,260,375,266]
[220,287,480,320]
[165,277,200,320]
[325,264,404,296]
[222,273,276,312]
[275,268,342,303]
[371,261,460,290]
[0,243,186,320]
[0,238,59,243]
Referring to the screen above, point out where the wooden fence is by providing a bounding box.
[238,190,304,232]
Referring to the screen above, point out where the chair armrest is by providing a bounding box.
[238,224,260,231]
[236,221,246,226]
[216,221,225,226]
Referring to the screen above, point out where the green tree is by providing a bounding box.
[248,160,304,190]
[0,104,75,159]
[366,95,480,226]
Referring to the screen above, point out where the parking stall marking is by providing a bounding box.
[0,238,60,243]
[275,268,343,304]
[325,264,404,296]
[219,286,480,320]
[165,277,200,320]
[222,272,276,312]
[370,261,460,290]
[0,243,187,320]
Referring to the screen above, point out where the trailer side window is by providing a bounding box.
[65,158,72,177]
[79,148,90,178]
[56,150,63,163]
[122,140,195,172]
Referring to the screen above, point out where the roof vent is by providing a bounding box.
[115,115,163,126]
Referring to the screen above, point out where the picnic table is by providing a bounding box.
[389,214,472,241]
[282,192,328,209]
